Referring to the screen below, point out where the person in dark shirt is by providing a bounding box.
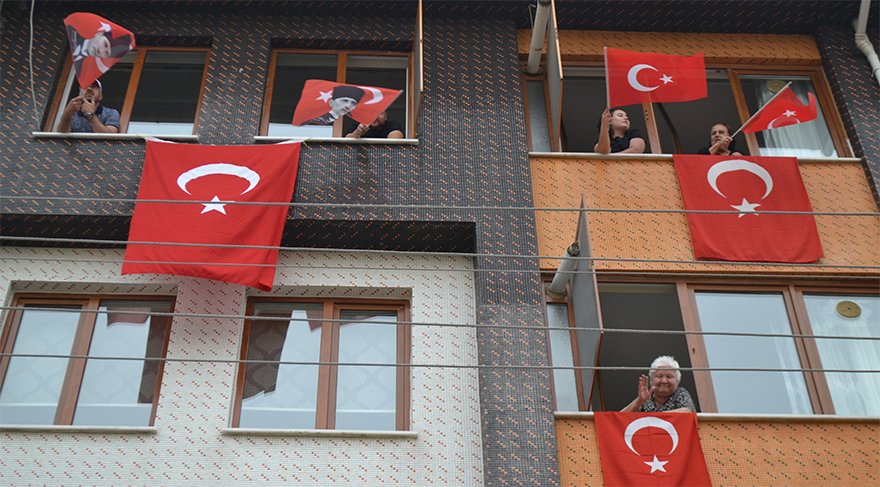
[594,107,646,154]
[621,355,696,413]
[697,122,743,156]
[346,110,404,139]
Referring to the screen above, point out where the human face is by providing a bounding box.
[710,124,730,144]
[651,367,679,400]
[86,35,112,58]
[329,96,358,115]
[370,111,388,128]
[610,109,630,132]
[79,83,103,104]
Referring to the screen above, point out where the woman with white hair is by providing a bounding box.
[621,355,696,413]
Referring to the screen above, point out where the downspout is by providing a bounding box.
[854,0,880,87]
[525,0,551,75]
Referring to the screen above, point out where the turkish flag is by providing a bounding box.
[595,412,712,487]
[605,48,707,107]
[291,79,402,126]
[740,85,818,134]
[122,140,301,290]
[674,154,823,263]
[63,13,135,89]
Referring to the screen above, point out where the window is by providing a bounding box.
[233,299,410,430]
[0,296,173,426]
[530,64,850,158]
[547,282,878,415]
[46,48,210,135]
[261,51,409,138]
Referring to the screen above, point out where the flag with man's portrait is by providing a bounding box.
[291,80,401,127]
[64,13,136,89]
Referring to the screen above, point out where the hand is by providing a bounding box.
[356,123,369,136]
[600,107,612,126]
[81,96,97,115]
[637,375,653,404]
[64,96,84,115]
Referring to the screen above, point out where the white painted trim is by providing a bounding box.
[32,132,199,142]
[221,428,419,439]
[554,411,880,423]
[254,136,419,145]
[528,151,863,164]
[0,425,158,434]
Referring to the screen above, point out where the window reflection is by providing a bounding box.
[547,303,579,411]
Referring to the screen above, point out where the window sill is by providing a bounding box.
[554,411,880,423]
[528,151,862,164]
[31,132,199,142]
[221,427,419,439]
[254,136,419,146]
[0,424,158,434]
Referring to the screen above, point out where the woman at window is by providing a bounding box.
[594,107,646,154]
[621,355,696,413]
[697,123,743,157]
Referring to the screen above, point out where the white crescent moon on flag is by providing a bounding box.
[624,417,680,455]
[177,163,260,195]
[767,116,801,129]
[707,159,774,200]
[627,64,660,92]
[359,86,384,105]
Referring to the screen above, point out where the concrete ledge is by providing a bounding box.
[0,425,158,434]
[529,151,862,164]
[254,136,419,145]
[554,411,880,423]
[31,132,198,142]
[221,428,419,439]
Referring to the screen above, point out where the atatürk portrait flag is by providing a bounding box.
[63,13,136,89]
[605,47,707,108]
[122,140,301,290]
[674,154,823,263]
[292,79,402,127]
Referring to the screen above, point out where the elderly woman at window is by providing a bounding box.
[621,355,696,413]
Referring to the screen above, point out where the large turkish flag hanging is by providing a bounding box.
[291,79,402,126]
[595,412,712,487]
[674,154,823,263]
[605,47,707,107]
[122,140,301,290]
[64,13,136,89]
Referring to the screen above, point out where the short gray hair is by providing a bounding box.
[649,355,681,382]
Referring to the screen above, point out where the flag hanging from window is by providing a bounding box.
[292,79,402,127]
[674,154,823,263]
[122,140,301,291]
[595,412,713,487]
[605,47,707,107]
[739,84,818,134]
[63,13,136,89]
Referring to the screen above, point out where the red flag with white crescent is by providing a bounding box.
[291,79,402,127]
[63,13,136,89]
[740,85,818,134]
[595,412,712,487]
[605,47,707,107]
[122,140,300,291]
[674,154,823,263]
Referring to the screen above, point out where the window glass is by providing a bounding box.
[740,76,836,158]
[240,302,323,429]
[695,292,812,414]
[267,53,338,137]
[803,294,880,416]
[0,306,80,425]
[335,310,398,431]
[127,51,207,135]
[527,80,551,152]
[547,303,579,411]
[73,300,171,426]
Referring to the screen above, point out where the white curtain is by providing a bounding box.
[752,78,837,158]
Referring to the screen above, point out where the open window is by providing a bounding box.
[260,50,410,138]
[46,48,210,135]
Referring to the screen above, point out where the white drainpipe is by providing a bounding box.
[854,0,880,87]
[526,0,552,75]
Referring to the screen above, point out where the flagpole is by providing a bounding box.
[731,81,792,138]
[603,46,610,108]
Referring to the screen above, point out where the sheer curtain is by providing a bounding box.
[804,295,880,416]
[749,77,837,158]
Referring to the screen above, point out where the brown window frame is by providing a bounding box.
[260,49,412,138]
[525,62,852,158]
[45,47,211,134]
[0,294,174,426]
[232,298,411,430]
[543,284,588,412]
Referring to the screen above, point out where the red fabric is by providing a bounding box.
[740,86,818,133]
[63,13,135,89]
[122,140,301,290]
[595,412,712,487]
[291,79,402,126]
[674,154,823,263]
[605,48,707,107]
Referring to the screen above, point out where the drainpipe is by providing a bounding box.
[854,0,880,87]
[546,242,580,299]
[525,0,551,75]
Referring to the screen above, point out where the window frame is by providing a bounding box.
[542,284,589,411]
[260,48,412,138]
[45,46,212,134]
[0,294,174,426]
[232,297,411,430]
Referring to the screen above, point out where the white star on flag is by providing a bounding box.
[783,109,797,117]
[660,74,674,84]
[201,196,228,215]
[731,198,761,217]
[644,455,669,473]
[316,90,332,102]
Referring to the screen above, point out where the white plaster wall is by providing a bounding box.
[0,247,483,486]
